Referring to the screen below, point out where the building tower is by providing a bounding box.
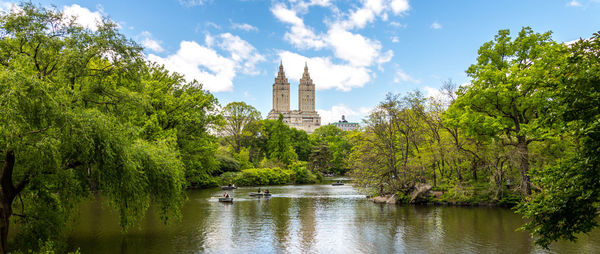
[298,62,315,112]
[272,61,290,112]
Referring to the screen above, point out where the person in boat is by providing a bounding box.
[257,188,261,193]
[232,183,235,188]
[228,183,232,187]
[265,189,269,194]
[224,192,230,198]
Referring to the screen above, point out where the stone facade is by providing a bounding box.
[331,115,359,131]
[268,62,321,133]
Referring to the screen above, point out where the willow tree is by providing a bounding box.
[0,5,191,252]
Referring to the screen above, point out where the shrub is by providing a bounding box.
[232,167,292,186]
[216,155,240,174]
[288,161,319,184]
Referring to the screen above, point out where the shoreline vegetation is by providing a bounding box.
[1,3,599,253]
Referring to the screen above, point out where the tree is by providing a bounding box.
[308,143,333,173]
[266,115,297,165]
[311,125,352,174]
[0,5,204,252]
[290,128,312,161]
[446,27,562,195]
[221,102,261,153]
[517,32,600,248]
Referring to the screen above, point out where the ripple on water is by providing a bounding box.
[64,184,600,254]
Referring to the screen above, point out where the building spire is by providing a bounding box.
[302,62,310,80]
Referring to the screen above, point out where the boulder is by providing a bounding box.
[369,194,397,204]
[409,183,432,204]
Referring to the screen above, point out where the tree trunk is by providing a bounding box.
[1,150,25,254]
[471,159,478,182]
[432,162,437,187]
[0,197,11,254]
[517,137,531,195]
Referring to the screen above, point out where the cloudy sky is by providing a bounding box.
[2,0,599,124]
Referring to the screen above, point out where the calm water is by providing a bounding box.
[66,182,600,253]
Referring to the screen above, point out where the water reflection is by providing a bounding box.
[66,184,600,254]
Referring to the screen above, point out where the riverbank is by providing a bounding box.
[368,183,522,208]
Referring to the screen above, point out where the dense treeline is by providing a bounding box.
[349,28,600,248]
[1,3,598,253]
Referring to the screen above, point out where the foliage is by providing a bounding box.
[215,155,241,174]
[0,4,218,252]
[308,142,333,173]
[232,168,292,186]
[220,102,260,153]
[516,32,600,248]
[288,161,320,184]
[290,128,312,161]
[445,27,563,195]
[266,116,297,165]
[310,125,352,174]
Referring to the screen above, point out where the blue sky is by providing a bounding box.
[2,0,599,124]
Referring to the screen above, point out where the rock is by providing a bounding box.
[409,183,432,204]
[369,194,397,204]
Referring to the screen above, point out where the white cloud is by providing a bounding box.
[423,86,444,100]
[567,0,583,7]
[0,1,19,13]
[218,33,265,75]
[390,21,407,28]
[430,21,442,29]
[391,36,400,43]
[271,3,327,49]
[231,22,258,32]
[393,69,420,84]
[278,51,371,91]
[138,31,164,53]
[317,104,371,125]
[272,3,304,26]
[327,27,384,67]
[148,33,264,92]
[148,41,236,92]
[390,0,410,14]
[179,0,207,7]
[62,4,104,31]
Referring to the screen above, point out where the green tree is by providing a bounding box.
[0,5,206,252]
[517,32,600,248]
[221,102,261,153]
[308,142,333,173]
[446,27,562,195]
[311,125,352,174]
[140,64,221,187]
[266,115,297,165]
[290,127,312,161]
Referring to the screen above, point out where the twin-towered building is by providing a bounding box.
[267,62,321,133]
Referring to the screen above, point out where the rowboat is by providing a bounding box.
[221,186,237,190]
[332,182,344,186]
[249,192,271,197]
[218,197,234,202]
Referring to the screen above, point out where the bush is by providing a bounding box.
[231,167,292,186]
[288,161,319,184]
[396,191,410,204]
[216,155,240,174]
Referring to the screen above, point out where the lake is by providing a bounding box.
[66,182,599,253]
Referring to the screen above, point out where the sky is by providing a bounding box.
[1,0,599,124]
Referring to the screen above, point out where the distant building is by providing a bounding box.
[331,115,359,131]
[267,62,321,133]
